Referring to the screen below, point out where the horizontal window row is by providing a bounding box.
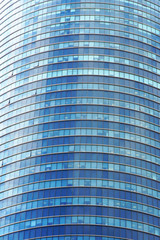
[0,225,157,240]
[1,116,159,159]
[1,103,159,133]
[1,111,159,142]
[2,90,159,120]
[1,196,159,221]
[1,233,121,240]
[2,86,160,119]
[2,0,160,44]
[2,68,160,103]
[26,237,120,240]
[1,115,159,154]
[1,152,160,181]
[1,185,160,212]
[10,47,160,74]
[9,82,159,107]
[3,53,160,82]
[0,224,156,240]
[0,215,159,236]
[1,119,159,146]
[1,75,159,105]
[1,169,160,196]
[2,0,160,39]
[2,34,160,73]
[2,144,159,173]
[1,133,160,159]
[2,0,160,25]
[2,82,159,112]
[2,161,159,188]
[2,41,159,73]
[2,22,160,67]
[1,205,160,230]
[1,175,160,202]
[1,128,159,154]
[12,60,160,85]
[2,27,160,70]
[2,11,160,50]
[1,153,159,182]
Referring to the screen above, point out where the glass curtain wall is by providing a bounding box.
[0,0,160,239]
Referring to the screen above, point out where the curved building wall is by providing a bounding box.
[0,0,160,239]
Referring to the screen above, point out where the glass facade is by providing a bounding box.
[0,0,160,239]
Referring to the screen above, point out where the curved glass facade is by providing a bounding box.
[0,0,160,239]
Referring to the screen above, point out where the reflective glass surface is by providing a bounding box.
[0,0,160,239]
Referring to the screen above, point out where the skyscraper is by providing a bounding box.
[0,0,160,239]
